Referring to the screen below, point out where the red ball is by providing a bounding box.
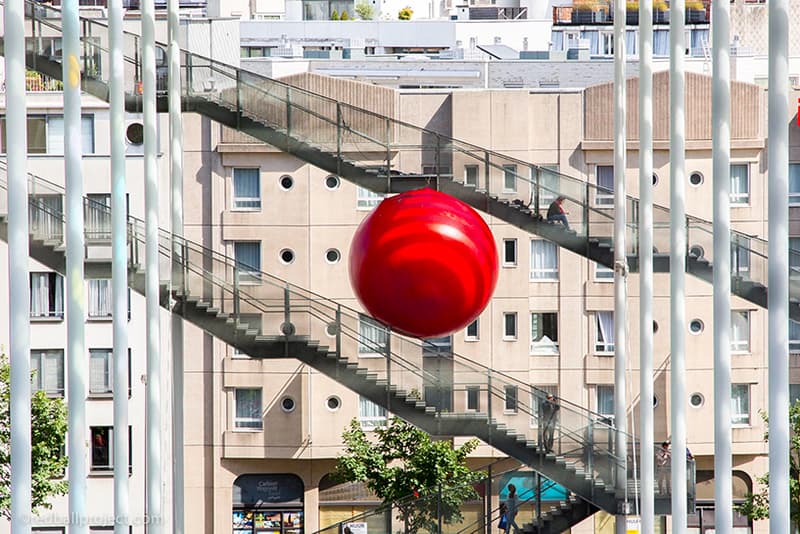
[349,188,498,339]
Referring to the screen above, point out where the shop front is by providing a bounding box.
[233,474,305,534]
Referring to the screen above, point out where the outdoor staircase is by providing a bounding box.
[0,169,697,532]
[2,0,797,321]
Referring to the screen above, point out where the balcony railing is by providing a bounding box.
[552,1,709,25]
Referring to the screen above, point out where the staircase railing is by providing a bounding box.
[5,0,797,317]
[0,164,691,512]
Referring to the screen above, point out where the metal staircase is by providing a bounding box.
[0,167,697,531]
[2,0,798,321]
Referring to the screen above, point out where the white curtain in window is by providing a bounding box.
[90,350,112,393]
[30,273,49,317]
[233,168,261,208]
[234,242,261,272]
[580,30,599,54]
[653,30,669,55]
[551,31,564,51]
[359,396,386,419]
[596,165,614,204]
[730,164,749,203]
[530,240,558,279]
[790,164,800,203]
[88,279,112,317]
[35,351,63,394]
[30,195,63,238]
[357,186,384,208]
[731,311,749,351]
[46,115,94,154]
[538,165,560,202]
[503,165,517,191]
[690,29,709,56]
[625,30,637,56]
[731,385,749,424]
[359,315,387,353]
[86,194,111,238]
[597,385,614,416]
[596,311,614,350]
[730,236,751,276]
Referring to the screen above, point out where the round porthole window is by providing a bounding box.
[280,248,295,264]
[653,320,659,333]
[690,393,704,408]
[689,245,704,259]
[325,322,340,337]
[652,173,659,186]
[325,248,341,264]
[280,175,294,191]
[689,319,704,335]
[281,396,296,413]
[325,175,341,190]
[689,172,704,187]
[326,396,341,411]
[653,396,659,408]
[126,122,144,145]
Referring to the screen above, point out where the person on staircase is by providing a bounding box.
[546,196,571,230]
[503,484,521,534]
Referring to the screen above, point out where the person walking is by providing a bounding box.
[503,483,521,534]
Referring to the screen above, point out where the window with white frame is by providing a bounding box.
[538,165,560,204]
[730,236,751,277]
[595,311,615,353]
[595,263,614,280]
[503,239,518,266]
[731,384,750,425]
[530,385,559,427]
[790,238,800,278]
[791,320,800,353]
[87,279,112,318]
[234,241,261,284]
[531,312,559,354]
[595,165,614,206]
[90,426,132,472]
[31,349,64,397]
[29,194,63,239]
[464,165,479,187]
[596,385,614,419]
[503,312,518,339]
[232,168,261,209]
[790,164,800,205]
[85,194,112,240]
[730,164,750,205]
[30,272,64,319]
[234,388,263,430]
[1,114,94,154]
[466,386,480,411]
[731,311,750,353]
[504,385,518,413]
[89,348,131,396]
[359,314,387,355]
[359,396,387,429]
[503,164,518,192]
[465,319,479,341]
[356,186,384,209]
[599,31,614,56]
[530,240,558,280]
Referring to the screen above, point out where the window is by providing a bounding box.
[503,312,518,339]
[790,164,800,205]
[595,165,614,205]
[731,311,750,353]
[504,385,518,413]
[596,385,614,419]
[595,311,615,353]
[357,186,384,209]
[466,386,480,411]
[234,241,261,283]
[730,164,750,205]
[595,263,614,280]
[85,194,111,240]
[29,194,63,239]
[731,384,750,425]
[89,349,131,396]
[2,115,94,154]
[503,164,518,192]
[538,165,560,204]
[87,279,112,318]
[790,320,800,353]
[359,314,387,355]
[530,240,558,280]
[503,239,517,266]
[599,31,614,55]
[531,312,558,354]
[790,238,800,278]
[791,383,800,406]
[31,349,64,397]
[731,236,751,277]
[232,168,261,210]
[359,396,387,429]
[234,388,263,430]
[530,385,559,426]
[465,319,479,341]
[465,165,479,187]
[30,272,64,319]
[90,426,132,472]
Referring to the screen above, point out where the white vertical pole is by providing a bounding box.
[142,0,163,531]
[6,1,31,533]
[638,0,654,527]
[109,0,130,533]
[168,0,185,532]
[64,1,89,533]
[669,0,687,528]
[613,0,628,530]
[712,0,732,530]
[768,0,790,529]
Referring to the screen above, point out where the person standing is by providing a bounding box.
[657,441,672,494]
[540,393,560,453]
[503,484,521,534]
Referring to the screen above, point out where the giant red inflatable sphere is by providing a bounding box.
[349,188,498,339]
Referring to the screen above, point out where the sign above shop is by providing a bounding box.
[234,474,305,506]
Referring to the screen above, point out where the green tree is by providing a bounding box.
[398,6,413,19]
[355,2,374,19]
[0,353,68,519]
[340,9,350,19]
[331,8,340,19]
[735,401,800,529]
[334,417,484,533]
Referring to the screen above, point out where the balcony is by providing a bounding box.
[552,0,709,25]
